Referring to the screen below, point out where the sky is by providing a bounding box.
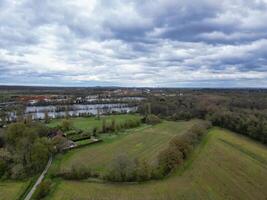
[0,0,267,87]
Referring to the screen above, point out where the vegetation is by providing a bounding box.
[143,114,161,125]
[157,121,211,176]
[139,92,267,144]
[104,121,210,182]
[32,179,52,200]
[49,128,267,200]
[0,87,267,200]
[0,122,52,179]
[0,180,31,200]
[48,114,141,132]
[52,120,197,178]
[48,115,142,143]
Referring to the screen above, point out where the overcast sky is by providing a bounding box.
[0,0,267,87]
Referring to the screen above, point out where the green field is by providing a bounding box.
[47,114,141,131]
[0,180,30,200]
[57,120,195,174]
[49,127,267,200]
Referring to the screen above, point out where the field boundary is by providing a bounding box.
[219,138,267,167]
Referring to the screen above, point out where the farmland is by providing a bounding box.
[56,120,196,174]
[48,128,267,200]
[0,180,31,200]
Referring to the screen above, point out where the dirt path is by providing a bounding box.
[24,156,52,200]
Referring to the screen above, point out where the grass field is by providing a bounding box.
[57,120,195,174]
[0,180,31,200]
[47,114,141,131]
[49,128,267,200]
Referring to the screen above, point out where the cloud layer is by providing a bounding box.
[0,0,267,87]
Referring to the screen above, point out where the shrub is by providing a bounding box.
[105,153,136,182]
[0,159,7,178]
[102,119,107,133]
[10,164,26,179]
[135,159,152,181]
[169,136,192,159]
[60,119,73,132]
[59,165,92,180]
[32,179,52,200]
[144,114,161,125]
[156,121,210,176]
[157,146,183,175]
[92,126,99,136]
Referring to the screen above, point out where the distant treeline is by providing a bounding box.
[138,92,267,144]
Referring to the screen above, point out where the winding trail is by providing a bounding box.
[24,156,52,200]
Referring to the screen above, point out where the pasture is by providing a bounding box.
[49,128,267,200]
[57,120,195,174]
[0,180,30,200]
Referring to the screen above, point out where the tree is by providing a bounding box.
[5,123,27,149]
[102,119,107,133]
[65,106,70,119]
[32,179,52,199]
[106,153,136,182]
[0,110,7,126]
[0,149,11,178]
[135,159,152,181]
[111,119,116,132]
[144,114,161,125]
[4,122,52,178]
[31,138,51,172]
[60,119,72,132]
[44,111,49,124]
[158,146,183,175]
[15,105,25,122]
[52,135,69,153]
[169,137,191,159]
[0,129,5,148]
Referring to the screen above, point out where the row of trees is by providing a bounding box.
[104,121,211,182]
[157,121,211,175]
[101,118,141,134]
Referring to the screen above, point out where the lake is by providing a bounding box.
[7,103,137,121]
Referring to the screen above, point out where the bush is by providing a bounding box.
[169,136,192,159]
[0,159,7,178]
[59,165,93,180]
[157,146,183,175]
[156,121,210,176]
[144,114,161,125]
[105,153,136,182]
[32,179,52,200]
[135,159,152,181]
[92,126,99,136]
[60,119,73,132]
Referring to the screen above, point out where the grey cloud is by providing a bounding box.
[0,0,267,87]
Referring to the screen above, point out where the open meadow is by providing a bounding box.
[55,120,195,174]
[48,128,267,200]
[0,180,31,200]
